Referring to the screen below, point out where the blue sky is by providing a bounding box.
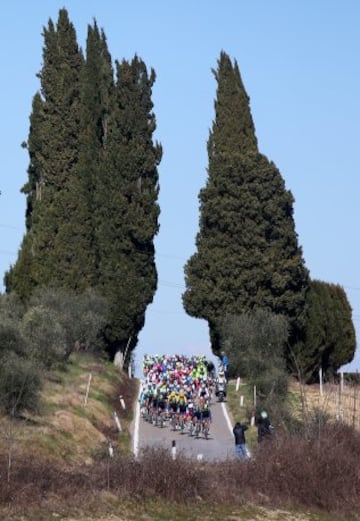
[1,1,359,375]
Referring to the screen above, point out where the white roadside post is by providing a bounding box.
[171,440,176,461]
[253,385,257,408]
[113,411,122,432]
[108,442,114,458]
[240,394,244,407]
[236,377,241,392]
[119,395,126,410]
[319,367,323,397]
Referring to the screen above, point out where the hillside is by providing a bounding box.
[0,352,137,466]
[0,353,359,521]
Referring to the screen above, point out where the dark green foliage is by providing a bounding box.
[96,56,161,361]
[293,280,356,382]
[0,309,42,416]
[220,309,289,404]
[0,286,108,416]
[26,287,109,361]
[6,9,84,292]
[0,318,27,359]
[0,352,42,416]
[32,9,84,288]
[5,10,161,367]
[183,51,309,359]
[65,22,115,291]
[209,51,258,157]
[21,305,67,369]
[0,293,25,322]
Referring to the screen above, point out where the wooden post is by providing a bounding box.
[123,336,132,369]
[84,373,92,406]
[352,386,357,429]
[340,371,344,393]
[319,367,323,397]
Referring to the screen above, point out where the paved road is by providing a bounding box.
[135,399,236,462]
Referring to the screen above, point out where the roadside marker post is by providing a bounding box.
[250,411,256,427]
[171,440,176,461]
[120,396,126,410]
[236,377,240,391]
[113,411,122,432]
[84,373,92,406]
[319,367,323,397]
[240,395,244,407]
[108,442,114,458]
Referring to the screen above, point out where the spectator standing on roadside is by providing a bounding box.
[233,421,249,460]
[257,410,273,443]
[221,351,229,379]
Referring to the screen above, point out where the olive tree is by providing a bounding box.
[220,309,289,406]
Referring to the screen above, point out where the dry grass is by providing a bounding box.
[1,425,359,520]
[0,352,137,464]
[1,362,358,521]
[288,379,360,430]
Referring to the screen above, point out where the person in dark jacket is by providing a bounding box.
[257,410,273,443]
[233,421,249,460]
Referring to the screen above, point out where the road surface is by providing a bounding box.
[134,399,236,462]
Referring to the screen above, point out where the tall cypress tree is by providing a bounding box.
[6,9,84,293]
[60,21,114,291]
[6,93,45,297]
[298,280,356,381]
[35,9,84,288]
[183,51,309,360]
[95,56,161,362]
[6,11,161,368]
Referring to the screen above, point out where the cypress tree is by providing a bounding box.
[6,11,161,368]
[34,9,84,288]
[6,93,45,297]
[60,21,114,291]
[96,56,161,362]
[6,9,84,293]
[297,280,356,381]
[183,51,309,360]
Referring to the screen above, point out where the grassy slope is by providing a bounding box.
[0,355,352,521]
[0,352,137,465]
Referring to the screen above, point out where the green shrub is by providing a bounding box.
[0,351,42,416]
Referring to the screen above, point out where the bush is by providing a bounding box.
[21,305,68,369]
[28,287,109,356]
[0,351,42,416]
[220,309,289,402]
[0,319,27,358]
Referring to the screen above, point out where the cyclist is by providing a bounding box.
[176,389,188,431]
